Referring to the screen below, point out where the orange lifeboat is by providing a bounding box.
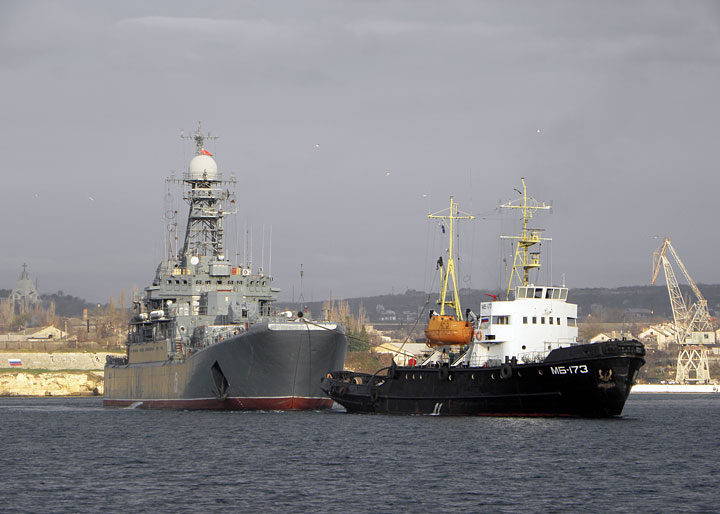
[424,314,473,346]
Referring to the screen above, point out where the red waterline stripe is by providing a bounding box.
[103,397,333,411]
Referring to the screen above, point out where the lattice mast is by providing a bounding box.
[175,122,236,264]
[500,178,552,300]
[651,237,714,384]
[428,197,474,319]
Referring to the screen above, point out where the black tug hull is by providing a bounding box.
[321,340,645,417]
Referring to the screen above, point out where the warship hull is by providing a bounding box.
[105,322,347,410]
[321,340,645,417]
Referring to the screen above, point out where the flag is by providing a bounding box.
[8,359,22,367]
[481,317,489,324]
[201,148,213,156]
[440,222,446,234]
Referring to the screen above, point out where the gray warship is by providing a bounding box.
[104,125,347,410]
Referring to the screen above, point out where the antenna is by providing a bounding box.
[298,264,306,312]
[181,121,219,155]
[164,177,178,262]
[269,225,273,277]
[243,219,248,267]
[261,224,265,276]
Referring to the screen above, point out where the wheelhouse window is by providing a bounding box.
[492,315,510,325]
[567,317,577,327]
[523,316,528,324]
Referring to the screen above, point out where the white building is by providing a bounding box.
[590,331,634,344]
[639,323,677,350]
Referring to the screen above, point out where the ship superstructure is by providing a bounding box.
[133,125,275,351]
[104,124,347,410]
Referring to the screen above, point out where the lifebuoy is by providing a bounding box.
[370,388,379,402]
[408,357,417,367]
[500,363,513,379]
[438,366,449,380]
[474,329,482,340]
[326,372,333,379]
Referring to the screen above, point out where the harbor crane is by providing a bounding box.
[651,238,714,384]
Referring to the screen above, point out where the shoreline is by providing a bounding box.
[632,384,720,393]
[0,370,104,396]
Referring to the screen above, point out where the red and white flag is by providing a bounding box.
[201,149,213,156]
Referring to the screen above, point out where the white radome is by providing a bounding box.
[188,154,218,180]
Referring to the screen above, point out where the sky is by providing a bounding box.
[2,0,720,303]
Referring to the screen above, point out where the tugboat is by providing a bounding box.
[104,124,347,410]
[321,180,645,417]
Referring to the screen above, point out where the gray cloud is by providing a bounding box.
[2,1,720,302]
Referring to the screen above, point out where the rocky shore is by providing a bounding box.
[0,371,104,396]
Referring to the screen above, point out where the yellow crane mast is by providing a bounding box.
[428,196,475,318]
[500,178,552,300]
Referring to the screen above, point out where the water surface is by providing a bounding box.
[0,394,718,513]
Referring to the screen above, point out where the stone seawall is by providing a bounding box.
[0,372,104,396]
[0,341,123,351]
[0,352,124,370]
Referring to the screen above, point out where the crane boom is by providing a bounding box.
[665,240,707,304]
[651,237,714,384]
[651,238,713,336]
[654,254,691,340]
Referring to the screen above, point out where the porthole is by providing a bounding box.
[538,369,543,376]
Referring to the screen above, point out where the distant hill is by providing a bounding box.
[296,284,720,324]
[5,283,720,324]
[41,291,100,317]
